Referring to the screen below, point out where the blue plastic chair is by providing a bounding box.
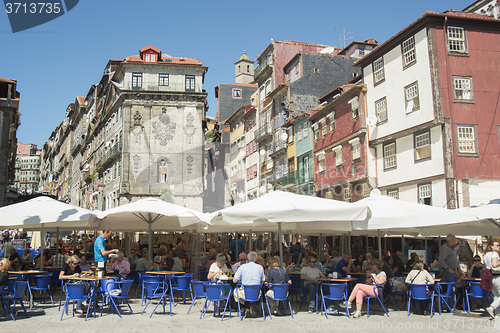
[289,274,302,302]
[200,283,231,320]
[60,282,93,321]
[465,281,491,314]
[2,281,29,321]
[170,274,193,304]
[433,282,455,315]
[188,280,207,314]
[235,284,265,320]
[132,270,143,299]
[141,281,172,318]
[101,280,134,318]
[406,283,434,317]
[96,277,118,308]
[320,282,349,318]
[364,283,389,317]
[30,274,54,304]
[141,275,163,305]
[265,283,294,319]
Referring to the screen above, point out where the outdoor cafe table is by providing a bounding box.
[65,275,116,317]
[8,270,47,309]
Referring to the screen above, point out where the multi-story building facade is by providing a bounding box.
[283,113,314,195]
[356,11,500,207]
[0,77,20,206]
[41,46,208,211]
[242,98,258,201]
[310,84,372,201]
[275,51,362,193]
[225,105,251,205]
[13,143,40,194]
[210,52,257,209]
[253,41,341,196]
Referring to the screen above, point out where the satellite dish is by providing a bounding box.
[239,151,246,158]
[281,132,288,141]
[367,115,378,127]
[370,188,382,197]
[260,149,266,156]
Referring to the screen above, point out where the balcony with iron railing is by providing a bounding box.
[271,140,287,157]
[102,142,122,167]
[255,122,273,142]
[297,168,314,184]
[282,171,297,187]
[254,56,273,80]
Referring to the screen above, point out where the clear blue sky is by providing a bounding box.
[1,0,473,147]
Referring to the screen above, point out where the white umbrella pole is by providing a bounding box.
[148,214,153,265]
[278,222,283,266]
[39,224,45,268]
[377,230,382,260]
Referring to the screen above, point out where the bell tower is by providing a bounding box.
[234,51,254,84]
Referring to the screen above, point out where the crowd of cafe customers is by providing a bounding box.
[3,231,500,321]
[198,233,500,319]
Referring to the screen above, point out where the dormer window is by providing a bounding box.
[144,53,157,63]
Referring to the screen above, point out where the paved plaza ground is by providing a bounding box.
[2,291,500,333]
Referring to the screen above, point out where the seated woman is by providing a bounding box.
[208,254,231,295]
[0,258,11,287]
[59,255,84,314]
[353,254,364,271]
[405,262,434,285]
[405,262,434,314]
[208,254,229,281]
[265,258,291,316]
[343,259,387,318]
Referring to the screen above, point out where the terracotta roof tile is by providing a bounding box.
[356,10,500,67]
[123,54,203,66]
[139,45,161,54]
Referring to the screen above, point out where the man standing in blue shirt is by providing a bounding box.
[290,242,304,265]
[94,229,118,272]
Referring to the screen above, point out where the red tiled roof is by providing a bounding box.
[124,54,203,66]
[355,10,500,67]
[140,45,161,54]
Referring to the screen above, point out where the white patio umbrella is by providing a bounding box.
[0,196,95,230]
[351,191,498,237]
[208,190,370,264]
[0,196,97,253]
[93,197,211,261]
[456,199,500,220]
